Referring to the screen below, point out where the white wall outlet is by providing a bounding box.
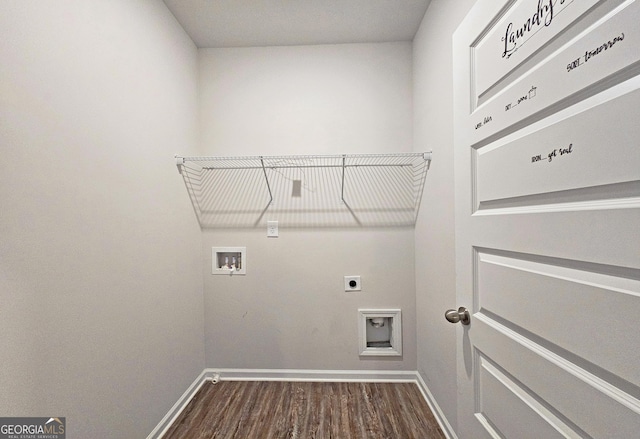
[344,276,361,291]
[267,220,278,237]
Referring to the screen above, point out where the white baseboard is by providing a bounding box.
[206,368,418,382]
[147,368,456,439]
[415,372,458,439]
[146,369,217,439]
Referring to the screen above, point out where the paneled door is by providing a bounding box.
[452,0,640,437]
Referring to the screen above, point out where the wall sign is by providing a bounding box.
[531,143,573,163]
[473,0,600,100]
[467,0,638,144]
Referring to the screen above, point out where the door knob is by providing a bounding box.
[445,307,470,325]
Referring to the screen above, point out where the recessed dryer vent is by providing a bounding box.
[358,309,402,356]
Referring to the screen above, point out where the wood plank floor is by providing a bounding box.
[162,381,445,439]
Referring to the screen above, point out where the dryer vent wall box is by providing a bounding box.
[358,309,402,356]
[212,247,246,275]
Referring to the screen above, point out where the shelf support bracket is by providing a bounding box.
[340,155,346,203]
[260,157,274,205]
[175,155,184,174]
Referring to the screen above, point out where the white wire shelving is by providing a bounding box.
[175,152,432,228]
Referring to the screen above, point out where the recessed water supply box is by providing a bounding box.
[212,247,246,275]
[358,309,402,356]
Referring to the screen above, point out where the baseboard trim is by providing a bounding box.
[415,372,458,439]
[207,368,418,382]
[148,368,456,439]
[146,369,217,439]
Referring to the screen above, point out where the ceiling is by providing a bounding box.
[163,0,432,48]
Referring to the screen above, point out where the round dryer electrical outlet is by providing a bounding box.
[344,276,361,291]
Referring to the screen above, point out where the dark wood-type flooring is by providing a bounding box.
[162,381,445,439]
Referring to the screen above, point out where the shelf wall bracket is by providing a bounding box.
[260,157,274,205]
[341,155,346,204]
[175,155,184,174]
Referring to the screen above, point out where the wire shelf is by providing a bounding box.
[176,152,431,228]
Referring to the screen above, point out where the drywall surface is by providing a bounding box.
[413,0,477,433]
[202,228,415,370]
[0,1,204,437]
[199,43,413,156]
[198,43,417,370]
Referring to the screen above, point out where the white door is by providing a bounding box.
[452,0,640,437]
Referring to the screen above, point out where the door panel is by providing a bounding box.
[453,0,640,437]
[474,319,640,438]
[477,353,584,438]
[470,0,640,135]
[473,0,606,100]
[475,81,640,211]
[477,249,640,386]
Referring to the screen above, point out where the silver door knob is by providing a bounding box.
[445,307,470,325]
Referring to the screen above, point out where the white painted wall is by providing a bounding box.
[0,1,204,437]
[198,43,418,370]
[413,0,477,433]
[199,43,413,156]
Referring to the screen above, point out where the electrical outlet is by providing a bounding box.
[267,221,279,237]
[344,276,361,291]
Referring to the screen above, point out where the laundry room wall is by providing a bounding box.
[413,0,477,433]
[0,1,204,437]
[197,42,419,371]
